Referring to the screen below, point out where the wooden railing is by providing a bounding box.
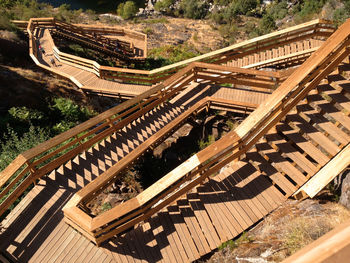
[72,23,147,57]
[62,18,350,245]
[0,59,281,218]
[15,18,334,86]
[52,20,138,59]
[98,19,335,84]
[13,18,146,60]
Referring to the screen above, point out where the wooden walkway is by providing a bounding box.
[2,53,350,262]
[37,28,152,98]
[2,18,350,263]
[26,18,331,98]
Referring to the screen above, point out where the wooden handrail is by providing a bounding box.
[15,18,334,86]
[0,51,279,217]
[63,18,350,245]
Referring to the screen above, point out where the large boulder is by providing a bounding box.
[339,170,350,209]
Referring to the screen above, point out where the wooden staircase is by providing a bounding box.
[1,18,350,263]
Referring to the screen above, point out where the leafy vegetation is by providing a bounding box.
[0,97,96,171]
[135,44,201,70]
[0,0,97,24]
[218,232,253,250]
[117,1,138,19]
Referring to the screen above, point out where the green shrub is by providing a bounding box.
[143,18,169,24]
[268,0,288,20]
[8,107,44,123]
[219,23,239,44]
[51,97,95,123]
[55,4,83,23]
[224,0,257,18]
[143,27,153,35]
[0,126,49,171]
[155,0,175,14]
[259,13,276,35]
[298,0,326,18]
[101,202,112,212]
[117,1,138,19]
[0,11,16,31]
[147,44,200,65]
[333,1,350,26]
[218,232,253,250]
[179,0,208,19]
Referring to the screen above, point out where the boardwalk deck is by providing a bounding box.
[3,58,350,262]
[2,18,350,263]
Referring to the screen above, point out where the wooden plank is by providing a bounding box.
[240,157,286,204]
[158,212,188,263]
[234,161,276,212]
[265,131,318,176]
[150,215,176,263]
[246,149,297,196]
[166,205,200,262]
[297,103,350,145]
[211,171,257,228]
[131,226,156,263]
[58,235,91,263]
[88,249,108,263]
[255,140,307,186]
[276,123,329,165]
[104,237,130,263]
[203,177,247,234]
[319,83,350,112]
[28,219,68,262]
[48,230,79,263]
[187,193,221,250]
[308,93,350,131]
[234,161,280,211]
[123,230,144,263]
[6,186,66,256]
[286,113,340,156]
[74,241,97,263]
[35,224,71,263]
[297,143,350,198]
[177,200,211,257]
[195,183,232,241]
[222,163,268,218]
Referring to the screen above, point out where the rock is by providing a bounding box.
[153,123,193,158]
[98,13,122,21]
[339,171,350,209]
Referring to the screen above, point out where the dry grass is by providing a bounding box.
[206,200,350,263]
[276,202,350,259]
[283,217,332,255]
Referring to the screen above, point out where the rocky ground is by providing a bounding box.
[123,17,225,52]
[205,190,350,263]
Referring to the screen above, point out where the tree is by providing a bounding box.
[117,1,138,19]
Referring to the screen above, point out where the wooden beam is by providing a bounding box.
[294,143,350,198]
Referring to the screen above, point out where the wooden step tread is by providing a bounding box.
[286,113,341,157]
[297,102,350,145]
[265,131,318,176]
[276,123,330,166]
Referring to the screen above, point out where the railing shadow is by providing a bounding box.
[0,181,72,263]
[101,158,280,261]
